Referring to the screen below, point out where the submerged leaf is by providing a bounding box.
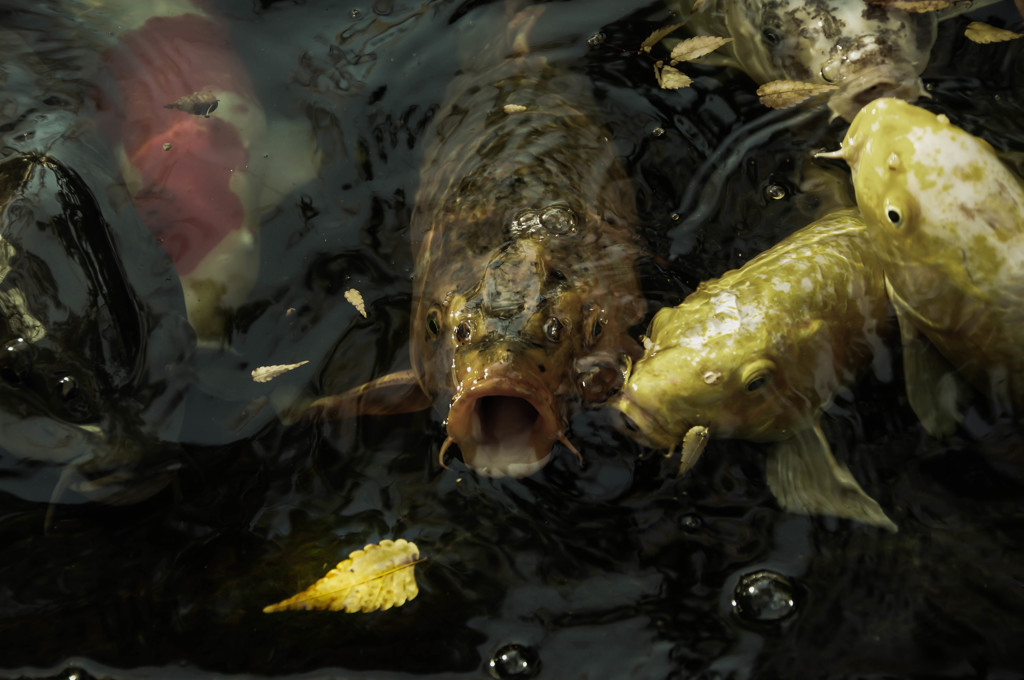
[965,21,1023,43]
[264,539,423,614]
[164,91,219,117]
[655,63,693,90]
[757,80,838,109]
[345,288,367,317]
[864,0,951,11]
[251,361,309,383]
[669,35,732,63]
[641,22,686,52]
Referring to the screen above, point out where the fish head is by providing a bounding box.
[726,0,935,120]
[826,97,1024,303]
[412,236,625,477]
[613,302,798,451]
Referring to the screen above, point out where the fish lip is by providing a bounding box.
[827,69,925,122]
[445,376,564,478]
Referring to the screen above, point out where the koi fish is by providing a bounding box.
[97,0,320,342]
[819,97,1024,429]
[0,153,194,508]
[301,3,645,477]
[612,209,896,530]
[678,0,942,121]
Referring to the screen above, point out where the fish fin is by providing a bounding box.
[296,370,431,421]
[887,279,966,437]
[765,423,897,532]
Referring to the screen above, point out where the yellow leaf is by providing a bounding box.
[864,0,951,11]
[965,21,1023,44]
[264,539,423,614]
[656,64,693,90]
[641,22,687,53]
[344,288,367,317]
[756,80,838,109]
[251,361,310,383]
[669,35,732,64]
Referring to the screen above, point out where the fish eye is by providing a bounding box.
[455,320,473,343]
[544,316,565,342]
[426,307,443,341]
[583,303,605,348]
[761,26,782,47]
[741,359,776,392]
[885,206,903,228]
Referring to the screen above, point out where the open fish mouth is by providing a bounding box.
[441,378,578,478]
[828,68,926,122]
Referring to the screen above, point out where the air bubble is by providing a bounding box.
[488,643,540,679]
[350,8,361,18]
[651,127,665,138]
[587,32,605,47]
[764,184,786,200]
[679,513,703,532]
[540,206,577,235]
[731,570,797,623]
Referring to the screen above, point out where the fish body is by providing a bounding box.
[97,0,320,341]
[0,153,194,507]
[824,97,1024,426]
[613,209,896,530]
[681,0,938,121]
[307,5,645,477]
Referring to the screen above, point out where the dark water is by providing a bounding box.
[1,0,1024,678]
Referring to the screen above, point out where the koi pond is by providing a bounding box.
[1,0,1024,678]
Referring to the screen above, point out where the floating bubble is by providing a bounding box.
[587,32,605,48]
[540,206,577,235]
[670,212,681,222]
[731,570,797,623]
[679,513,703,532]
[350,8,362,19]
[488,643,540,679]
[764,184,787,200]
[652,127,665,137]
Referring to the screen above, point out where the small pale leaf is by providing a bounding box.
[691,0,710,11]
[251,361,310,383]
[503,104,527,113]
[656,64,693,90]
[641,22,687,52]
[669,35,732,63]
[756,80,838,109]
[264,539,423,614]
[964,21,1023,43]
[864,0,951,11]
[164,91,219,117]
[344,288,367,317]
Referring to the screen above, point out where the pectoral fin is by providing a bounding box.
[887,279,966,437]
[291,370,432,421]
[765,423,897,532]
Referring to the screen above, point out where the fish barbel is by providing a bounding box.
[304,3,645,477]
[819,97,1024,428]
[612,208,896,530]
[677,0,941,121]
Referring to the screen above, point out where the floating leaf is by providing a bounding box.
[251,361,310,383]
[503,104,528,114]
[669,35,732,64]
[864,0,951,10]
[345,288,367,317]
[965,21,1023,43]
[655,63,693,90]
[641,22,686,52]
[264,539,423,614]
[756,80,838,109]
[164,91,219,117]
